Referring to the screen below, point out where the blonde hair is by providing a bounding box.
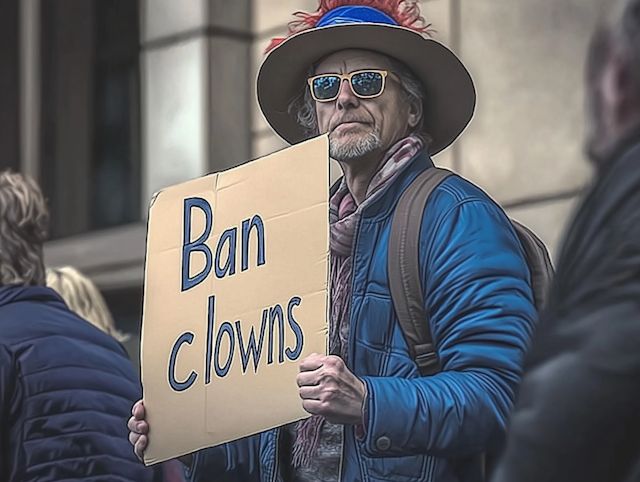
[0,170,49,287]
[46,266,130,343]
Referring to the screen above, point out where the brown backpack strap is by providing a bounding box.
[509,220,555,311]
[388,167,453,376]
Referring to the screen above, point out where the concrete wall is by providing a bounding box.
[250,0,608,260]
[141,0,253,209]
[457,0,604,260]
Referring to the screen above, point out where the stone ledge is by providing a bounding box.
[43,223,148,292]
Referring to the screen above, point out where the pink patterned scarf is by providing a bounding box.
[291,135,424,468]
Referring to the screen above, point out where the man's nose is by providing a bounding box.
[336,79,358,109]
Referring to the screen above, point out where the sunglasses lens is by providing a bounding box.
[351,71,384,97]
[312,75,341,100]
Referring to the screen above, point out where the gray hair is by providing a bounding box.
[287,57,433,146]
[0,170,49,287]
[615,0,640,77]
[593,0,640,82]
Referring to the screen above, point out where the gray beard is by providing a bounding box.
[329,131,383,162]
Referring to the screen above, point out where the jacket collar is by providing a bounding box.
[598,127,640,175]
[330,148,436,219]
[0,284,67,309]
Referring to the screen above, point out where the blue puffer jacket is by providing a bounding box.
[185,150,538,482]
[0,284,163,482]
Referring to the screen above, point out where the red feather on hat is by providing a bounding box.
[264,0,434,54]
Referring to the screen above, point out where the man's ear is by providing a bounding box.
[407,98,423,129]
[602,48,637,117]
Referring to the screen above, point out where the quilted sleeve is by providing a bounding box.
[360,199,537,458]
[0,344,18,478]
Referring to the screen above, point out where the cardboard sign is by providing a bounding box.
[140,135,330,465]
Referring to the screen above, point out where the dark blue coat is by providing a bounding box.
[492,138,640,482]
[0,284,162,482]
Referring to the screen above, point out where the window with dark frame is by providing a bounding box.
[92,0,141,232]
[40,0,141,240]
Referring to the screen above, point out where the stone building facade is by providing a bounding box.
[0,0,604,369]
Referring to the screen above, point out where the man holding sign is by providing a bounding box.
[129,0,541,481]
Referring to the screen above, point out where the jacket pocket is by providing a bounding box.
[360,453,433,482]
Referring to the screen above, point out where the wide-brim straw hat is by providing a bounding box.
[256,2,477,156]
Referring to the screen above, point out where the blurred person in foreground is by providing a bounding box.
[0,170,163,482]
[45,265,186,482]
[491,1,640,481]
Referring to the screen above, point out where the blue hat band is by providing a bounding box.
[315,5,398,28]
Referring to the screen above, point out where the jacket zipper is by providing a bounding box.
[341,216,362,482]
[338,425,345,481]
[272,429,281,482]
[346,215,362,365]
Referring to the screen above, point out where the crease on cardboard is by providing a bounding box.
[192,286,327,325]
[261,202,329,224]
[148,245,181,258]
[203,173,221,450]
[213,175,245,193]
